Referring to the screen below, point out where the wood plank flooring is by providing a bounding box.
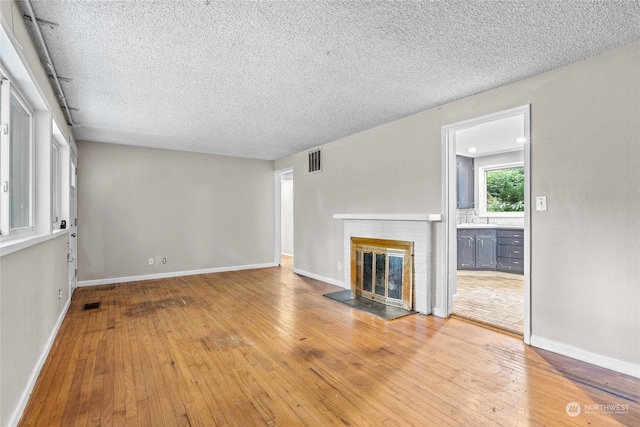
[19,266,639,426]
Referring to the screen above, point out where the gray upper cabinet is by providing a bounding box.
[456,155,474,209]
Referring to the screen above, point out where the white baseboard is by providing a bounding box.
[293,268,345,288]
[8,297,71,427]
[77,262,277,287]
[530,335,640,379]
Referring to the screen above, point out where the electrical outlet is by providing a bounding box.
[536,196,548,211]
[337,262,342,272]
[58,289,62,300]
[162,257,167,264]
[148,257,154,266]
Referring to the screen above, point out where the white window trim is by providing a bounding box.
[0,22,71,256]
[52,140,60,226]
[70,161,76,189]
[0,79,36,237]
[0,76,9,236]
[478,161,525,218]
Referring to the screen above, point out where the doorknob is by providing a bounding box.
[71,233,76,237]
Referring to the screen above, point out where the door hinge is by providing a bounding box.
[1,123,7,135]
[75,269,78,278]
[1,181,8,193]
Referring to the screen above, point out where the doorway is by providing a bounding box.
[442,105,531,343]
[275,168,293,269]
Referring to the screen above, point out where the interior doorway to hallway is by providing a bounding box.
[275,168,294,269]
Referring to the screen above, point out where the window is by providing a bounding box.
[52,141,61,226]
[479,162,524,217]
[1,79,34,236]
[1,26,72,254]
[71,161,76,189]
[52,120,70,233]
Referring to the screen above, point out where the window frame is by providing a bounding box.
[52,118,71,234]
[51,140,61,226]
[1,22,75,256]
[478,161,525,218]
[0,78,35,237]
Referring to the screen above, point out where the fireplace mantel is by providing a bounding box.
[333,213,442,222]
[334,213,441,314]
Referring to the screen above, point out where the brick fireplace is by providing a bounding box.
[334,214,441,314]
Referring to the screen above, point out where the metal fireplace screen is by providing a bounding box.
[350,237,414,311]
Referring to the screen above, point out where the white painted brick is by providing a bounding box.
[342,219,435,314]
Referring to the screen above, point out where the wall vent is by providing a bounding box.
[308,147,322,173]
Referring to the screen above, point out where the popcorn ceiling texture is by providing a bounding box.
[20,0,640,160]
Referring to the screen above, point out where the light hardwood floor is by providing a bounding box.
[19,266,639,426]
[280,254,293,270]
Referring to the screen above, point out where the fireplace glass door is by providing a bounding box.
[351,238,413,310]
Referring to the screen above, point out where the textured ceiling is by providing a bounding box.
[18,0,640,160]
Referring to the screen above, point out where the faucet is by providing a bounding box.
[467,209,478,224]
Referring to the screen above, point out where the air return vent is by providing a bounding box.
[308,147,322,173]
[83,302,101,310]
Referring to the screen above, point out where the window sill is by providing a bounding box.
[52,228,70,238]
[1,233,53,257]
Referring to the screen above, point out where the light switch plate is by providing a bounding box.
[536,196,547,211]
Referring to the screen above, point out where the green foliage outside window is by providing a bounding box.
[486,167,524,212]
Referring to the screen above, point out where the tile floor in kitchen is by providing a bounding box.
[453,272,524,335]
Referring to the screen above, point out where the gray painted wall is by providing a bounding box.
[77,141,275,281]
[0,236,70,426]
[275,41,640,369]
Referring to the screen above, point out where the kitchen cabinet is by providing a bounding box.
[476,234,497,269]
[457,227,523,274]
[457,228,496,270]
[457,231,475,269]
[496,229,524,274]
[456,155,474,209]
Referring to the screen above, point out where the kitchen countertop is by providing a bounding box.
[456,223,524,230]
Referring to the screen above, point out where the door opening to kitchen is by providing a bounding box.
[445,106,530,340]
